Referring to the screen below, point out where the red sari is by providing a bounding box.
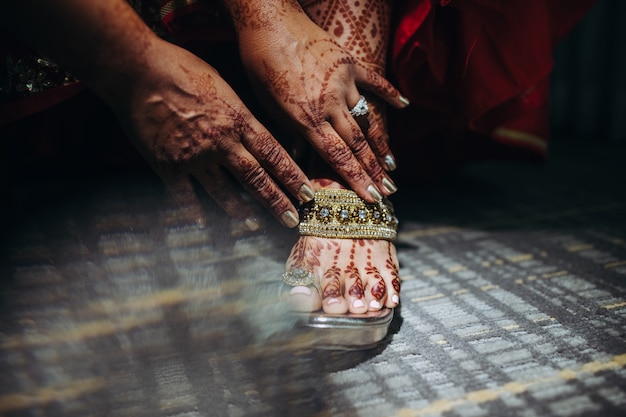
[388,0,596,180]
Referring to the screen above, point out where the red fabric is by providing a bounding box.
[0,82,84,126]
[388,0,596,179]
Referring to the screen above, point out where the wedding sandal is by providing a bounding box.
[281,188,399,350]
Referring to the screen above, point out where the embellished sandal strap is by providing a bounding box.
[297,188,398,241]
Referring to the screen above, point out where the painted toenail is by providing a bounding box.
[353,299,365,308]
[392,294,400,304]
[290,286,312,296]
[369,300,381,309]
[327,298,340,305]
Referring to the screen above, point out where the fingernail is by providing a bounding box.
[244,216,261,231]
[353,299,365,308]
[369,300,381,309]
[298,183,315,202]
[382,177,398,194]
[290,286,312,296]
[195,217,207,228]
[367,184,383,201]
[392,294,400,304]
[399,95,410,106]
[327,298,340,305]
[281,210,299,228]
[384,154,397,171]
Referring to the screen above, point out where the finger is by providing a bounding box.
[362,95,397,172]
[223,145,301,229]
[329,107,397,197]
[158,171,208,228]
[240,127,315,205]
[192,166,262,232]
[307,122,383,202]
[345,91,397,172]
[354,66,410,109]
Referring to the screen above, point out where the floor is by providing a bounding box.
[1,138,626,417]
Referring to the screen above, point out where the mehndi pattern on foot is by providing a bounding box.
[283,184,401,316]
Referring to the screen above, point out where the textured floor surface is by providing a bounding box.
[1,139,626,417]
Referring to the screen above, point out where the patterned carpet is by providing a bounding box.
[1,139,625,417]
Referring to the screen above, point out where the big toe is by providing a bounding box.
[282,268,322,312]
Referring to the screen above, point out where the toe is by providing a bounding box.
[383,242,401,308]
[343,261,368,313]
[285,284,322,312]
[320,266,350,314]
[363,261,388,311]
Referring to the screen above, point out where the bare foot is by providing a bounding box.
[283,180,400,314]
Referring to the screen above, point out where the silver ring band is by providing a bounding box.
[349,95,369,117]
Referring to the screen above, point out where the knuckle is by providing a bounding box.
[367,160,385,180]
[350,134,370,157]
[257,139,284,167]
[241,165,268,191]
[327,143,353,165]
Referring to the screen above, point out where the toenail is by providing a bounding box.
[327,298,340,305]
[290,286,312,296]
[392,294,400,304]
[369,300,381,309]
[353,299,365,309]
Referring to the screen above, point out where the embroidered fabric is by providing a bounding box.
[1,1,168,105]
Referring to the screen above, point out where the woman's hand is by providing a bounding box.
[300,0,399,172]
[3,0,314,228]
[224,0,408,202]
[112,38,314,228]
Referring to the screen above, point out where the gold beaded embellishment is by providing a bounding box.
[298,188,398,241]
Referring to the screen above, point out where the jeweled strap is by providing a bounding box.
[298,188,398,241]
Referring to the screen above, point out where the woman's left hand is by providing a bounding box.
[224,0,408,202]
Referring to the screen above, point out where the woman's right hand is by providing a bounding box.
[3,0,314,229]
[108,38,314,228]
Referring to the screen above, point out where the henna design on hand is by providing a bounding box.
[227,0,304,31]
[300,0,391,73]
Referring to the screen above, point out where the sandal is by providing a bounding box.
[281,187,400,350]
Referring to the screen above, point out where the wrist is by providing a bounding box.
[87,34,164,109]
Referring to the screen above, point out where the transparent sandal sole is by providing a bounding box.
[294,307,394,350]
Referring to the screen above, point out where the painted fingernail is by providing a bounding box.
[384,154,397,171]
[298,183,315,202]
[290,286,312,296]
[281,211,299,228]
[327,298,340,305]
[367,184,383,201]
[392,294,400,304]
[399,95,410,106]
[244,216,261,231]
[353,299,365,309]
[382,177,398,194]
[369,300,381,309]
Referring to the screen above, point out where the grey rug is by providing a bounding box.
[1,139,625,417]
